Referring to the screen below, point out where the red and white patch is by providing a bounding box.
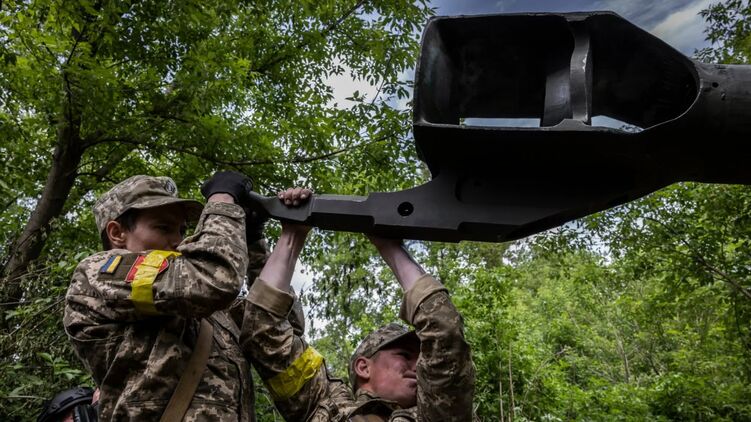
[125,255,170,283]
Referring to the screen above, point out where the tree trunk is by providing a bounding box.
[2,99,82,306]
[508,340,515,422]
[499,349,505,422]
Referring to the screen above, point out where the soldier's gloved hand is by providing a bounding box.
[244,207,269,244]
[201,171,254,205]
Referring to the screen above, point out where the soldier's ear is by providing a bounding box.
[354,356,371,383]
[106,220,129,249]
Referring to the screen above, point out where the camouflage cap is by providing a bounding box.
[93,175,204,234]
[348,323,420,388]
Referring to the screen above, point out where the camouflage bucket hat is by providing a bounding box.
[93,175,204,234]
[348,323,420,388]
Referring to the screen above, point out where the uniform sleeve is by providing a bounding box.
[65,201,249,326]
[242,279,353,421]
[228,237,271,327]
[400,274,476,422]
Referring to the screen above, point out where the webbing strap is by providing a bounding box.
[267,346,324,400]
[130,250,181,315]
[160,318,213,422]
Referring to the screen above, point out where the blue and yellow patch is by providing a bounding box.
[99,255,123,274]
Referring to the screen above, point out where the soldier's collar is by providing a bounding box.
[354,388,402,410]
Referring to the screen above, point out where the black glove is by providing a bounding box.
[201,171,254,204]
[244,207,269,244]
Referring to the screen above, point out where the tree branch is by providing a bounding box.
[92,133,396,168]
[368,54,394,107]
[5,395,48,400]
[61,146,132,209]
[65,21,86,67]
[7,296,64,337]
[1,194,20,215]
[81,147,130,180]
[256,0,367,73]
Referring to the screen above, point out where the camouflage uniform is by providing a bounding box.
[244,273,475,421]
[64,175,268,421]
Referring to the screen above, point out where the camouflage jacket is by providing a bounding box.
[64,201,266,421]
[244,274,476,422]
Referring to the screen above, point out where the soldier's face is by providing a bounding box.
[123,205,188,252]
[367,343,419,408]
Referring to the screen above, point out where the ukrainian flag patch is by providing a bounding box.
[100,255,123,274]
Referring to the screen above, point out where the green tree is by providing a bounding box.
[0,0,431,418]
[0,0,430,304]
[697,0,751,63]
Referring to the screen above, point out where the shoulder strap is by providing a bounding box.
[160,318,213,422]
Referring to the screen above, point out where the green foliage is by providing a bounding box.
[0,252,91,419]
[0,0,432,270]
[697,0,751,63]
[430,183,751,421]
[0,0,431,419]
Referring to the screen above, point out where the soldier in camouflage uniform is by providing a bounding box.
[242,188,475,421]
[64,172,278,421]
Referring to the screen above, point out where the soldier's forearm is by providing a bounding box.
[258,227,308,291]
[374,240,426,291]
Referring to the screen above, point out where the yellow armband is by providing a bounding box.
[128,250,181,315]
[267,346,324,400]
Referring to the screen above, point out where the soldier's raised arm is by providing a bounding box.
[366,237,476,421]
[66,172,253,322]
[242,188,355,421]
[64,172,261,421]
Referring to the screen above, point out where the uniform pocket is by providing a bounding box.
[122,399,169,420]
